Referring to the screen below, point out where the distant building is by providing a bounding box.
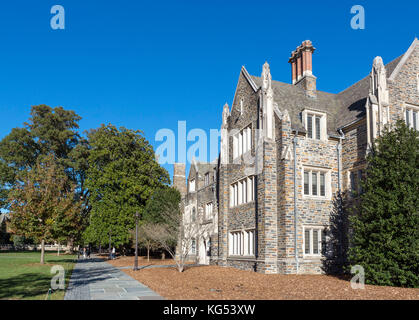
[174,39,419,274]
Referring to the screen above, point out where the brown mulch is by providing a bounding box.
[117,265,419,300]
[105,255,188,268]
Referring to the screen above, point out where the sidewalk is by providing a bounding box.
[64,256,164,300]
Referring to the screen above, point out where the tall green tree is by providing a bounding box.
[0,105,88,244]
[84,124,170,248]
[349,121,418,288]
[9,155,82,263]
[143,187,181,224]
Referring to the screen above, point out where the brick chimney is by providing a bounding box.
[173,163,186,197]
[289,40,317,98]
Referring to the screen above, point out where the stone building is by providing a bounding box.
[174,39,419,274]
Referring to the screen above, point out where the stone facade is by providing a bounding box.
[175,39,419,274]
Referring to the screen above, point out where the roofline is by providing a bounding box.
[388,38,418,81]
[241,66,259,92]
[337,116,366,132]
[230,66,259,117]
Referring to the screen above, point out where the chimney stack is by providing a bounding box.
[289,40,317,98]
[173,163,186,197]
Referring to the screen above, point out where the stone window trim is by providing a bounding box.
[403,103,419,131]
[229,176,256,208]
[303,225,325,258]
[228,228,256,257]
[191,239,196,255]
[302,109,327,141]
[232,123,253,160]
[301,165,332,200]
[204,173,210,187]
[204,202,213,221]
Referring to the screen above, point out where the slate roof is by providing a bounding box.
[250,55,403,135]
[194,161,217,175]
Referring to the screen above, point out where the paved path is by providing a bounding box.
[64,257,164,300]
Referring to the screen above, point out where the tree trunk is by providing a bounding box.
[161,252,165,260]
[147,246,150,262]
[99,243,102,254]
[40,239,45,264]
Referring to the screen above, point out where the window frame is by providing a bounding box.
[230,176,255,207]
[302,167,330,199]
[404,104,419,131]
[228,229,256,257]
[232,124,253,160]
[302,109,327,141]
[303,226,325,257]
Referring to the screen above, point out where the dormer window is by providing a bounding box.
[302,110,327,140]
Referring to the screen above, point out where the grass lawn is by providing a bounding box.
[0,251,77,300]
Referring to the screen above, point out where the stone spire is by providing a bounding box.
[261,62,274,139]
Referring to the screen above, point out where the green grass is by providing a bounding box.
[0,251,77,300]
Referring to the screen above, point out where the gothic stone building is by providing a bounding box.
[174,39,419,274]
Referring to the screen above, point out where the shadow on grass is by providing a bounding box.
[0,273,51,300]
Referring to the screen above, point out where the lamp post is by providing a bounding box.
[108,229,112,260]
[134,211,140,271]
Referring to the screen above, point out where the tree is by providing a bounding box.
[0,105,88,246]
[8,155,82,264]
[143,187,209,272]
[348,121,418,288]
[84,124,170,248]
[134,223,159,262]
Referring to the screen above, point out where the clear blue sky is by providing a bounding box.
[0,0,417,180]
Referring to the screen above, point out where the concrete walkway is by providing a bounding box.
[64,256,164,300]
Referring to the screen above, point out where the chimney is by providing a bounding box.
[173,163,186,197]
[289,40,317,98]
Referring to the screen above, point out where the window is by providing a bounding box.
[189,179,195,192]
[307,114,313,139]
[229,230,255,256]
[303,169,328,197]
[230,176,255,207]
[191,207,196,222]
[304,110,326,140]
[349,169,363,195]
[233,124,253,159]
[307,114,322,140]
[303,227,324,256]
[204,173,210,186]
[205,202,213,220]
[405,106,419,131]
[191,239,196,254]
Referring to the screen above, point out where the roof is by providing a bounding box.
[195,161,217,174]
[249,54,405,134]
[335,55,403,128]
